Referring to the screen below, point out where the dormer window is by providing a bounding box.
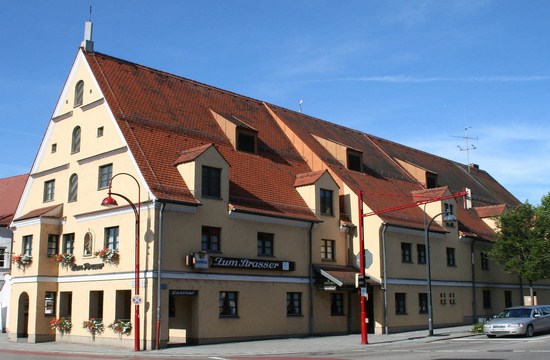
[74,80,84,107]
[202,165,221,198]
[347,149,362,172]
[320,188,334,216]
[426,172,438,189]
[237,128,257,154]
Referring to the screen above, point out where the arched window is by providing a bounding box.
[68,174,78,202]
[74,80,84,107]
[71,126,81,153]
[83,231,93,256]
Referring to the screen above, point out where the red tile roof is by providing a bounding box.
[294,170,326,187]
[474,204,508,218]
[85,51,318,222]
[0,174,28,226]
[82,49,520,229]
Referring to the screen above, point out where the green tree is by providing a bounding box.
[491,195,550,305]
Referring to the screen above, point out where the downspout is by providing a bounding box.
[308,221,315,336]
[380,222,389,334]
[155,201,166,350]
[470,238,477,324]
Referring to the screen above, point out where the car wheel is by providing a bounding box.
[525,325,534,337]
[486,334,496,338]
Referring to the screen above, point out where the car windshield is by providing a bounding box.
[498,308,532,318]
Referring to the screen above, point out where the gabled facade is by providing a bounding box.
[8,40,549,349]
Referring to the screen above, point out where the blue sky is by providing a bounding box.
[1,1,549,204]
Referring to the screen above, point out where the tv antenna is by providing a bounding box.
[452,126,478,172]
[299,99,303,113]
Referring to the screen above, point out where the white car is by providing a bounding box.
[483,305,550,338]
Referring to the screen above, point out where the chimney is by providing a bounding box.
[464,188,472,209]
[81,21,94,52]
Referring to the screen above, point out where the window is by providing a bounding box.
[45,292,56,316]
[257,232,274,256]
[417,244,426,264]
[446,247,456,267]
[59,292,72,319]
[426,172,438,189]
[63,233,75,255]
[98,164,112,190]
[449,292,456,305]
[395,293,406,314]
[47,235,59,256]
[89,290,104,320]
[483,290,492,309]
[504,291,513,308]
[401,242,412,263]
[51,143,57,153]
[97,126,104,137]
[321,239,335,260]
[440,292,447,305]
[219,291,238,317]
[287,292,302,316]
[201,166,221,198]
[330,293,344,316]
[418,293,428,314]
[68,174,78,202]
[481,252,489,270]
[115,290,131,321]
[201,226,220,252]
[43,179,55,202]
[347,150,363,172]
[71,126,81,153]
[22,235,33,256]
[236,128,257,154]
[104,227,119,250]
[74,80,84,107]
[320,188,333,215]
[0,247,6,268]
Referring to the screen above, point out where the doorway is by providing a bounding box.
[17,292,29,338]
[168,289,196,345]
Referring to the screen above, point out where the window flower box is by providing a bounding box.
[11,254,32,270]
[54,253,75,268]
[94,248,119,264]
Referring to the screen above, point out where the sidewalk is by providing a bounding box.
[0,326,480,357]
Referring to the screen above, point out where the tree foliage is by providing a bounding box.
[491,193,550,294]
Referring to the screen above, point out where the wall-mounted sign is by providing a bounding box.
[170,289,198,296]
[211,256,295,271]
[186,253,295,271]
[70,263,105,271]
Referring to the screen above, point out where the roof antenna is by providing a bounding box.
[81,5,94,52]
[299,99,303,113]
[452,126,478,173]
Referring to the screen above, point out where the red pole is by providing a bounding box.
[358,191,368,344]
[135,213,140,351]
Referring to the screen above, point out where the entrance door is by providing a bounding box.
[17,292,29,338]
[168,290,196,344]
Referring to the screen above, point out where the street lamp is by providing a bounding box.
[101,172,141,351]
[424,210,456,336]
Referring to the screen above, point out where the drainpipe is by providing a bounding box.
[470,238,477,324]
[155,201,166,350]
[380,223,389,334]
[308,221,315,336]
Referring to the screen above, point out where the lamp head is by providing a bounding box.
[101,193,118,207]
[443,213,457,222]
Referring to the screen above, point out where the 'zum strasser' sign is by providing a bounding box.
[190,252,295,271]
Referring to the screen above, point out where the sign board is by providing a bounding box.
[169,290,198,296]
[131,295,143,305]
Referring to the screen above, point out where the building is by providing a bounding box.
[0,174,28,332]
[8,28,549,349]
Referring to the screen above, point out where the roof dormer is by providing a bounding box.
[173,144,230,201]
[312,135,363,172]
[395,158,438,189]
[210,110,258,154]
